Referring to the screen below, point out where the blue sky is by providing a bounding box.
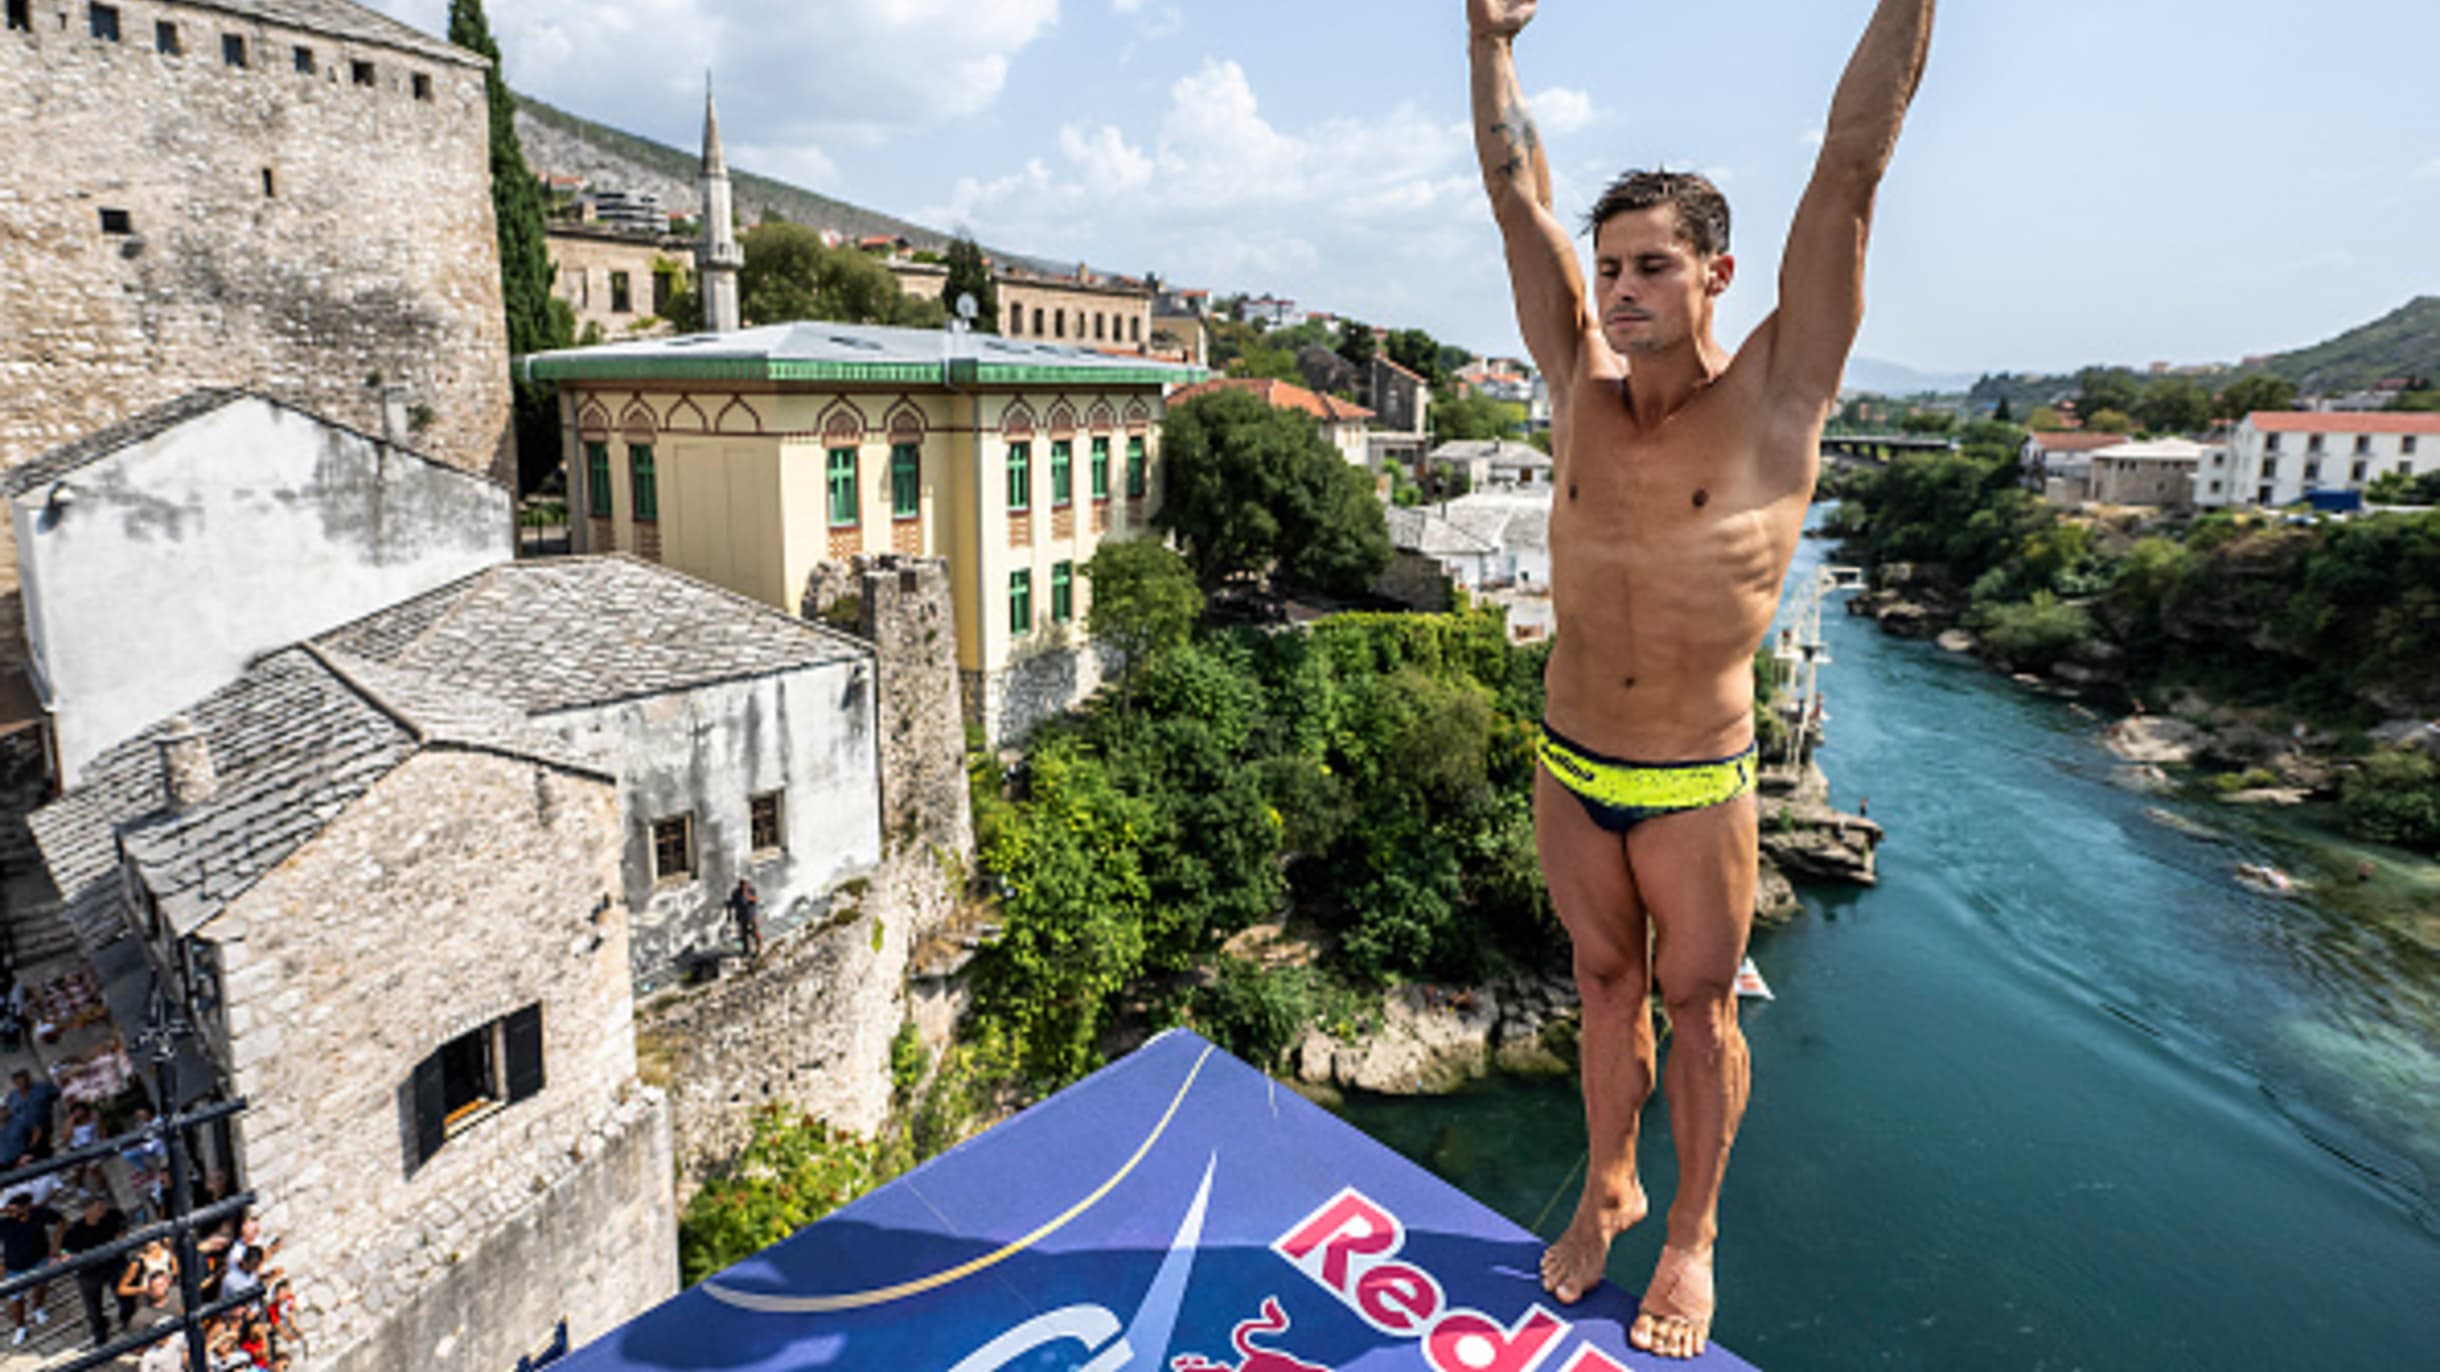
[375,0,2440,377]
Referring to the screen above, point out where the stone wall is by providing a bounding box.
[544,228,690,342]
[210,747,670,1367]
[0,0,511,667]
[962,638,1117,746]
[803,555,970,915]
[1372,551,1455,612]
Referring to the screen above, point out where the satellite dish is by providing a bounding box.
[955,293,979,323]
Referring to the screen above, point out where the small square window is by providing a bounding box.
[651,815,695,882]
[351,58,374,86]
[412,72,431,101]
[610,271,632,314]
[98,207,132,235]
[436,1021,498,1131]
[1009,569,1032,634]
[220,33,244,67]
[2307,434,2324,455]
[2264,433,2282,453]
[2350,460,2367,483]
[292,45,313,73]
[152,19,177,52]
[88,4,119,42]
[6,1,29,34]
[261,168,275,198]
[2404,437,2418,457]
[2354,434,2372,455]
[750,792,784,854]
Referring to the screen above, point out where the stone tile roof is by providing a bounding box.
[1427,439,1550,468]
[176,1,483,68]
[27,647,611,944]
[1384,505,1497,558]
[314,556,870,715]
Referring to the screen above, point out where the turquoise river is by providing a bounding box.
[1334,518,2440,1370]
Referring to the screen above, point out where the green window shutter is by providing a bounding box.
[1007,443,1031,511]
[1091,437,1110,499]
[1052,561,1073,622]
[1009,569,1031,634]
[1051,440,1072,506]
[586,442,612,518]
[891,443,921,518]
[1126,436,1146,497]
[828,448,859,527]
[629,444,657,522]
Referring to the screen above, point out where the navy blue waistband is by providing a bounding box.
[1539,720,1758,771]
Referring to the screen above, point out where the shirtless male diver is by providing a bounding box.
[1468,0,1933,1358]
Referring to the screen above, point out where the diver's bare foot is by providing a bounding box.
[1538,1183,1645,1304]
[1628,1243,1715,1360]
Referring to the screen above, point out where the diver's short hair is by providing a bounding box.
[1585,170,1732,258]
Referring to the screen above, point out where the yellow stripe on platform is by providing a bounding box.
[704,1042,1218,1315]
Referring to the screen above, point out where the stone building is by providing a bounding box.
[1366,355,1432,469]
[0,0,513,669]
[529,323,1201,741]
[545,225,694,342]
[25,645,674,1372]
[2086,438,2205,511]
[313,556,884,993]
[5,390,513,787]
[891,261,1156,353]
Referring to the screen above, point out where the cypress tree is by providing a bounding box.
[449,0,566,493]
[941,234,1000,334]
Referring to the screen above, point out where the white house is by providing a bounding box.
[2087,438,2211,511]
[2212,412,2440,508]
[5,390,512,785]
[1428,440,1553,492]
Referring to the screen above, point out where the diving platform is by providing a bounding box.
[561,1031,1753,1370]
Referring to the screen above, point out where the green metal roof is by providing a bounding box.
[523,321,1205,389]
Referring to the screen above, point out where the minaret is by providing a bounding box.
[697,76,743,334]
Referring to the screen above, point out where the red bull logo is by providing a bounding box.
[1169,1297,1334,1372]
[1273,1189,1569,1372]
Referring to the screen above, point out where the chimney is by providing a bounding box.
[379,385,409,446]
[156,716,217,812]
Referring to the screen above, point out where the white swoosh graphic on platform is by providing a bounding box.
[704,1042,1218,1314]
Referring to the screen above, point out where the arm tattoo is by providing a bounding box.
[1486,99,1539,182]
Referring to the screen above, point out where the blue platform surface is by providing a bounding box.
[565,1031,1754,1371]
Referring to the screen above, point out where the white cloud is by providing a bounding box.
[362,0,1059,175]
[1530,87,1597,136]
[924,58,1492,309]
[2415,158,2440,181]
[1801,127,1825,147]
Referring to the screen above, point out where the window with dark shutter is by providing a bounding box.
[408,1052,446,1170]
[503,1004,545,1103]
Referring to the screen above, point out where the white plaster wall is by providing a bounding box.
[15,398,512,782]
[547,660,884,991]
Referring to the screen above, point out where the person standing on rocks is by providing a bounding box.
[728,878,763,959]
[1469,0,1934,1358]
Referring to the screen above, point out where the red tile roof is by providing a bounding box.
[2025,431,2133,453]
[1171,377,1375,424]
[2248,411,2440,435]
[1375,357,1427,385]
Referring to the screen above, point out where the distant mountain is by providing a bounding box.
[1841,357,1980,398]
[512,95,1068,276]
[2257,296,2440,393]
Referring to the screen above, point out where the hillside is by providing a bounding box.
[512,95,1064,274]
[2259,296,2440,393]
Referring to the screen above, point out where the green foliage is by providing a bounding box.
[2366,468,2440,505]
[679,1110,897,1286]
[2083,408,2137,435]
[889,1020,929,1096]
[2215,373,2298,420]
[1753,646,1789,757]
[1193,960,1380,1069]
[2254,296,2440,395]
[449,0,567,495]
[1971,592,2096,669]
[2340,748,2440,853]
[1385,328,1446,388]
[738,222,945,329]
[942,234,1000,333]
[2026,406,2069,432]
[1084,538,1205,708]
[2136,379,2212,434]
[2075,368,2144,425]
[1156,389,1391,596]
[1431,389,1527,447]
[1335,319,1378,368]
[2394,390,2440,413]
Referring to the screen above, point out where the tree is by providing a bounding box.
[1083,538,1205,712]
[1386,328,1444,388]
[1156,389,1391,596]
[1992,397,2014,423]
[1429,387,1523,446]
[1335,319,1377,369]
[449,0,568,494]
[2075,367,2144,424]
[2084,408,2137,435]
[738,222,944,328]
[2026,406,2070,432]
[2137,379,2212,435]
[942,233,999,333]
[2215,373,2298,420]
